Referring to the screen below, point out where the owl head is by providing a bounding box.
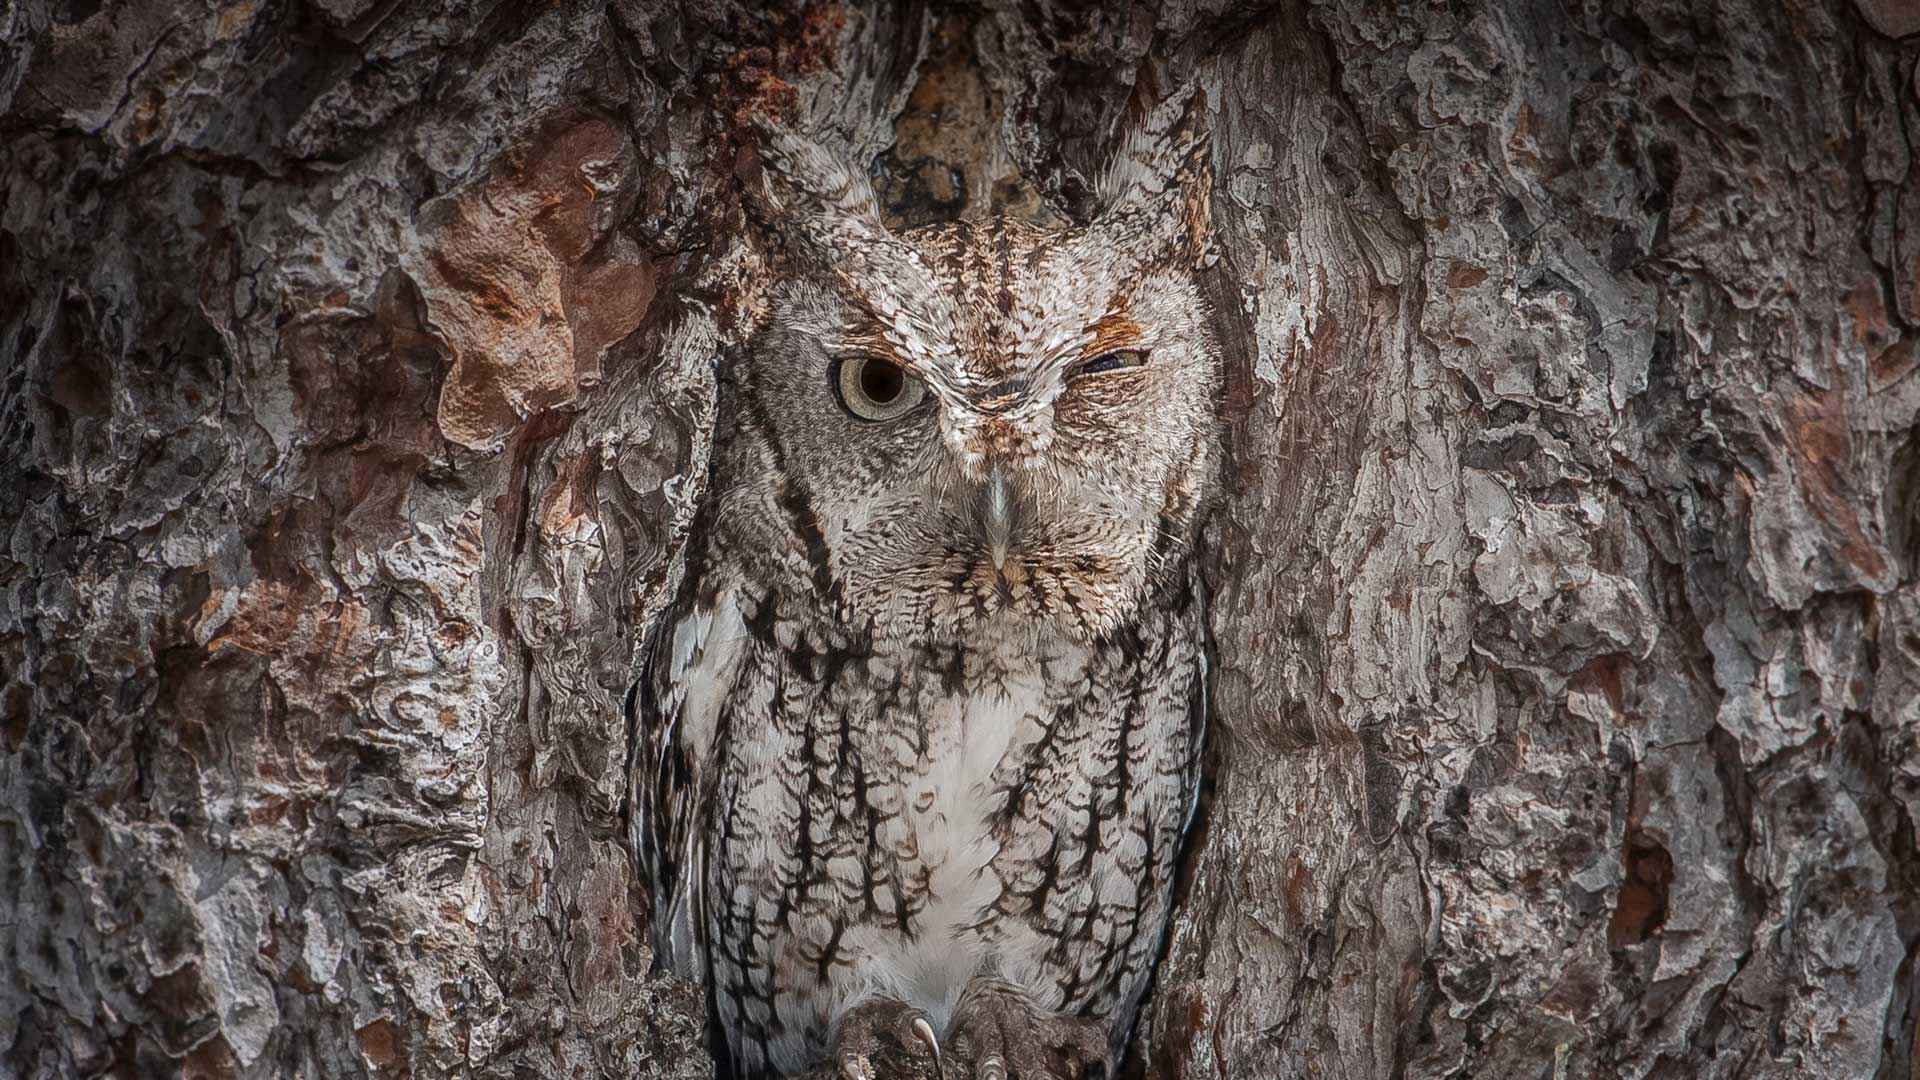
[729,91,1221,644]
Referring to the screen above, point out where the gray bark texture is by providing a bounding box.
[3,1,1918,1077]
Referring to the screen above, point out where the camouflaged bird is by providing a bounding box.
[631,89,1222,1080]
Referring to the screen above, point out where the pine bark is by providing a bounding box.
[3,2,1916,1078]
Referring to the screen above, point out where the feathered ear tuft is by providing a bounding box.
[747,120,888,256]
[1096,86,1214,269]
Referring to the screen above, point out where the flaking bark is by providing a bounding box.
[2,1,1915,1078]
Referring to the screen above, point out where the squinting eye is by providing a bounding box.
[1073,349,1147,377]
[835,355,927,421]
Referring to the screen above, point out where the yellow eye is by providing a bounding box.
[1072,349,1148,377]
[836,355,927,421]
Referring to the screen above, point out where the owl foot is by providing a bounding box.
[943,980,1109,1080]
[832,996,944,1080]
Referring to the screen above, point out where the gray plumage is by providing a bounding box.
[632,90,1223,1079]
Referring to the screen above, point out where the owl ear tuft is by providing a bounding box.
[1096,86,1215,269]
[747,120,888,253]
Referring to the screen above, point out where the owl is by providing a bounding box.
[631,89,1222,1080]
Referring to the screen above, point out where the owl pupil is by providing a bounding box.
[860,359,904,403]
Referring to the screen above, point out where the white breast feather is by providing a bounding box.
[656,591,750,976]
[837,665,1051,1033]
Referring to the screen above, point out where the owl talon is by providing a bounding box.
[945,978,1109,1080]
[911,1014,943,1075]
[831,998,946,1079]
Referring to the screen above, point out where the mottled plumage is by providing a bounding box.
[632,90,1223,1079]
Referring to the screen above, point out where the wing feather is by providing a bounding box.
[629,590,750,977]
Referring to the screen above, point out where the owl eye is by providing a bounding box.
[835,355,927,421]
[1072,349,1147,377]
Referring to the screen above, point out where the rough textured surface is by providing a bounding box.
[1,1,1916,1078]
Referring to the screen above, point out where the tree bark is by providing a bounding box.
[3,2,1916,1078]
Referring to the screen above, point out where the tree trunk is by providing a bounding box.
[3,1,1916,1077]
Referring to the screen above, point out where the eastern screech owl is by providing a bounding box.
[631,90,1222,1080]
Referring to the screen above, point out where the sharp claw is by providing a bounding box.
[978,1054,1008,1080]
[838,1051,875,1080]
[910,1015,943,1076]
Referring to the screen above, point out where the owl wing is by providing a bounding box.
[630,590,749,978]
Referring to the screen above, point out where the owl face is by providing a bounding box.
[736,98,1220,643]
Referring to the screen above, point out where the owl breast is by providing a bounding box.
[846,661,1053,1020]
[681,577,1205,1077]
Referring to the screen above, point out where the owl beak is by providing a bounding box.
[980,464,1016,571]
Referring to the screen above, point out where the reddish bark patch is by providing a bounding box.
[417,111,653,451]
[1843,279,1896,358]
[1607,828,1674,948]
[713,2,852,128]
[179,1036,238,1080]
[1446,261,1490,289]
[355,1019,408,1073]
[143,962,220,1058]
[1148,984,1212,1080]
[1788,388,1892,584]
[1569,654,1635,726]
[1504,104,1569,180]
[1538,957,1604,1020]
